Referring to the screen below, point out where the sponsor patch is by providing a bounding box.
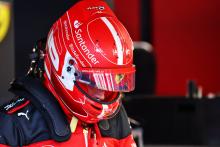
[1,97,29,113]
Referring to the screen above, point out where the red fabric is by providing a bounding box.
[0,120,136,147]
[23,134,136,147]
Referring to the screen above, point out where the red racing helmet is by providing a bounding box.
[43,0,135,123]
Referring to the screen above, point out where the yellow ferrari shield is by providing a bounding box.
[115,74,125,84]
[0,1,11,43]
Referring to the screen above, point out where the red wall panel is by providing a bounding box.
[152,0,220,95]
[114,0,141,41]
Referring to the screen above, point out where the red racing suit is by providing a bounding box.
[0,77,136,147]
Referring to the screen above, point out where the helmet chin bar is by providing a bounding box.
[74,81,122,121]
[74,82,121,105]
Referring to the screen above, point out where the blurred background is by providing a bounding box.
[0,0,220,146]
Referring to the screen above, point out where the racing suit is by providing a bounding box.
[0,76,136,147]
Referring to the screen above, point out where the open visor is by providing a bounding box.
[75,65,135,92]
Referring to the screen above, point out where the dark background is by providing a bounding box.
[13,0,77,77]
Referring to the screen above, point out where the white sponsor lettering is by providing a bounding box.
[4,98,25,111]
[69,43,86,67]
[67,14,92,67]
[63,20,70,40]
[74,26,100,65]
[87,6,105,11]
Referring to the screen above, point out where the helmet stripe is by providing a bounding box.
[101,17,123,65]
[44,62,51,80]
[109,73,115,91]
[105,73,112,91]
[93,73,101,89]
[48,30,60,71]
[100,73,107,90]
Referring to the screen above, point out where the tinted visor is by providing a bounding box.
[75,65,135,92]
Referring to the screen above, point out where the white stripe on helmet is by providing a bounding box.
[48,30,60,71]
[101,17,123,65]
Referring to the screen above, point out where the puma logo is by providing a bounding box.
[17,110,30,120]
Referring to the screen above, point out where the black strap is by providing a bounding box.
[9,76,71,142]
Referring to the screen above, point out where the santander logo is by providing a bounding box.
[74,20,82,29]
[73,20,100,65]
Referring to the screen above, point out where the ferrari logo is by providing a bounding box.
[0,1,11,43]
[115,74,125,84]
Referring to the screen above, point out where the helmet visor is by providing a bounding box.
[75,65,135,92]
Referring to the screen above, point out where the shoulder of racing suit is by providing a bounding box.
[0,97,51,146]
[0,76,71,146]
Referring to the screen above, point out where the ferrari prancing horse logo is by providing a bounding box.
[0,1,11,43]
[115,74,125,84]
